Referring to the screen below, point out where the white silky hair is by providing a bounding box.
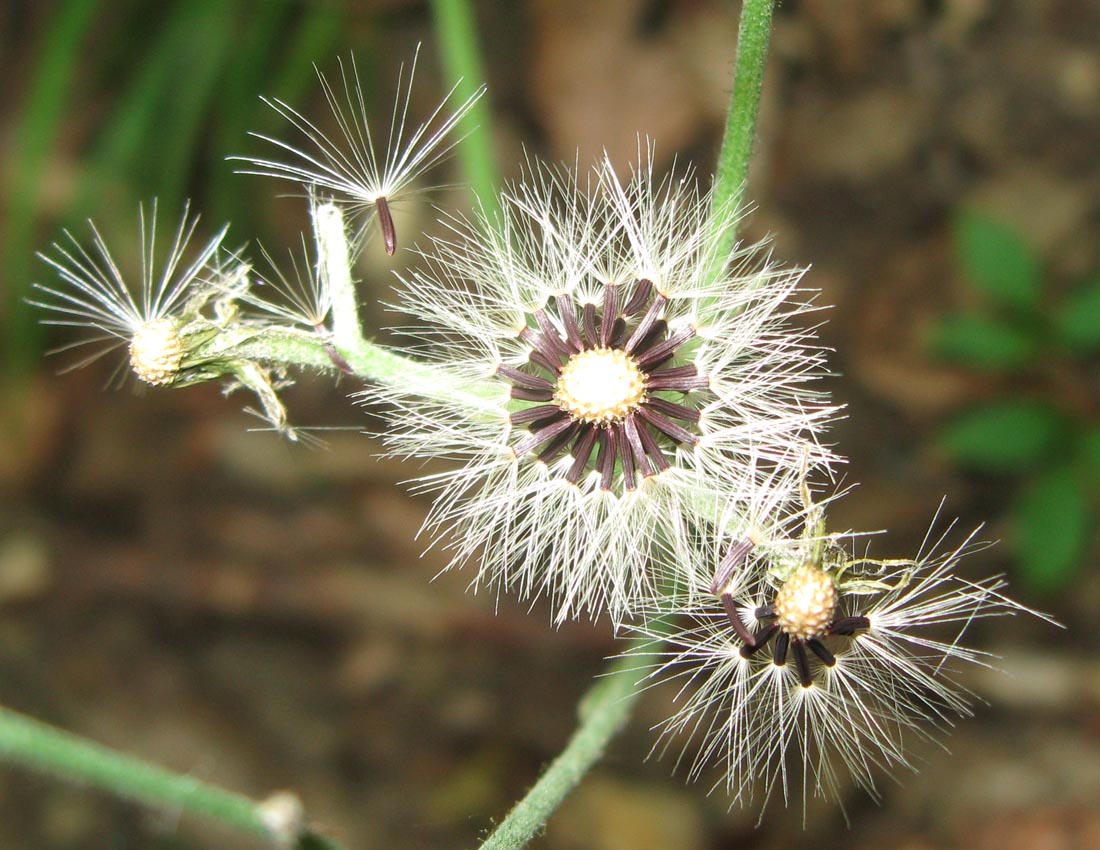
[628,505,1054,814]
[360,149,835,625]
[30,199,227,377]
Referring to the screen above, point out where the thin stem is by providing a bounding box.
[0,706,348,850]
[478,651,643,850]
[312,200,362,351]
[710,0,775,249]
[429,0,501,218]
[218,325,499,400]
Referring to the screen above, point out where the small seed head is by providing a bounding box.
[774,564,837,641]
[554,347,647,425]
[129,317,183,386]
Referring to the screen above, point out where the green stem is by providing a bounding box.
[429,0,501,218]
[0,706,348,850]
[312,201,363,351]
[475,7,778,846]
[478,652,643,850]
[710,0,776,248]
[215,324,497,401]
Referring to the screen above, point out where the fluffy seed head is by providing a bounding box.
[128,317,183,385]
[31,199,226,383]
[553,347,646,425]
[628,504,1058,812]
[774,564,836,640]
[362,147,836,623]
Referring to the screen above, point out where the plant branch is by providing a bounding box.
[0,705,348,850]
[474,6,780,845]
[711,0,776,248]
[477,651,643,850]
[313,201,362,351]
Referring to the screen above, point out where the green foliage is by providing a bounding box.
[933,210,1099,593]
[1054,276,1100,354]
[3,0,101,373]
[2,0,347,377]
[939,400,1064,473]
[928,313,1037,372]
[1012,464,1090,594]
[1078,426,1100,492]
[953,209,1043,311]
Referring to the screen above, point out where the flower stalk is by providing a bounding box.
[711,0,776,248]
[478,652,643,850]
[0,706,348,850]
[313,201,362,351]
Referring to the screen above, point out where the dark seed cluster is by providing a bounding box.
[498,277,710,492]
[711,541,871,689]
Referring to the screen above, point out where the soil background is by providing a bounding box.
[1,1,1098,849]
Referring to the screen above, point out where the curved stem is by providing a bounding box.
[476,5,779,845]
[478,651,643,850]
[710,0,776,248]
[0,706,348,850]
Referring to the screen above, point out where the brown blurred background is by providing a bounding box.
[0,1,1097,848]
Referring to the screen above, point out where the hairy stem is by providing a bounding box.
[710,0,776,248]
[0,706,348,850]
[313,201,362,351]
[430,0,501,217]
[474,6,779,846]
[478,652,643,850]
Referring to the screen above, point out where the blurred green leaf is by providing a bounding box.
[266,3,350,105]
[1054,275,1100,354]
[940,399,1065,472]
[3,0,101,374]
[953,209,1042,311]
[79,0,239,215]
[927,313,1038,372]
[210,0,346,225]
[1075,426,1100,497]
[1012,464,1090,593]
[208,0,294,220]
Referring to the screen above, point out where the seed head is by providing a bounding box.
[31,199,226,383]
[128,317,183,386]
[773,564,836,641]
[361,148,835,624]
[629,505,1058,812]
[553,347,647,425]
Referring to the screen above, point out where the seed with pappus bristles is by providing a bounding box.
[128,317,183,386]
[360,146,837,625]
[232,45,486,256]
[31,199,226,385]
[629,500,1058,812]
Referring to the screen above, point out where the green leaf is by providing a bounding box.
[927,313,1038,372]
[211,1,346,225]
[940,399,1065,472]
[2,0,101,373]
[78,0,238,215]
[953,209,1042,311]
[1012,464,1090,593]
[1054,276,1100,354]
[1074,426,1100,497]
